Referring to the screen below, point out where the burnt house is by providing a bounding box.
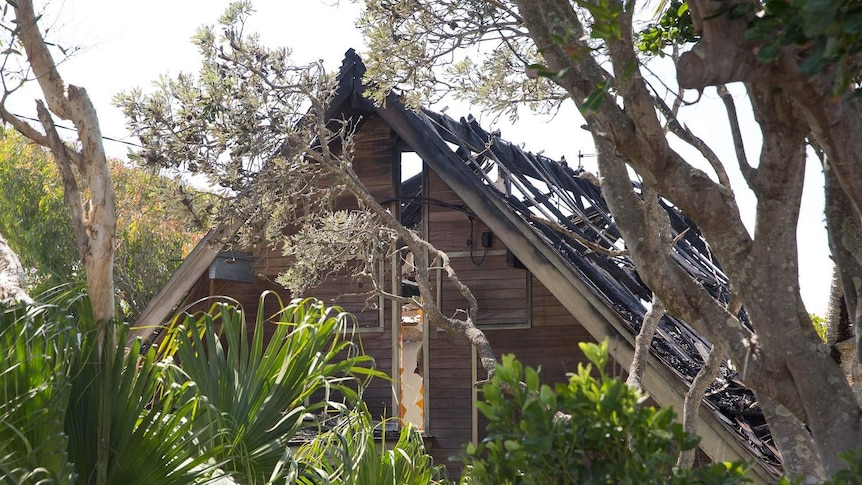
[134,49,781,482]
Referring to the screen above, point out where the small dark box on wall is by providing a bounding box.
[481,231,493,248]
[209,251,255,283]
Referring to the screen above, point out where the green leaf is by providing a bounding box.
[802,10,839,36]
[525,366,540,392]
[800,39,829,74]
[801,0,840,13]
[578,340,609,370]
[756,43,781,62]
[844,8,862,33]
[766,0,792,15]
[504,439,523,452]
[728,3,755,18]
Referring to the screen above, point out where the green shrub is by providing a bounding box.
[461,340,750,484]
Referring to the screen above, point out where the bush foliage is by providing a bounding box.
[461,340,750,484]
[0,290,406,484]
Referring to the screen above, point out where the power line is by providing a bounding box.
[10,112,143,148]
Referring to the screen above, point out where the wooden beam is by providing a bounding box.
[129,223,234,343]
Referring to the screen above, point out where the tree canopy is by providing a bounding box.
[0,130,208,321]
[358,0,862,480]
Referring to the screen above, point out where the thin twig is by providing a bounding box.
[530,213,629,256]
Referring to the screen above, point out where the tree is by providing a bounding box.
[0,2,127,483]
[0,129,208,321]
[110,162,211,320]
[0,130,77,291]
[357,0,862,480]
[0,0,116,325]
[116,1,499,380]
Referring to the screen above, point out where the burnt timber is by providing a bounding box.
[135,49,781,482]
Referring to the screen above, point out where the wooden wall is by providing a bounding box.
[186,114,606,476]
[424,169,603,473]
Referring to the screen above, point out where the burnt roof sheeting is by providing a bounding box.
[333,49,780,475]
[419,110,779,474]
[398,172,423,229]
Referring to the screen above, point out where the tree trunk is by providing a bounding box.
[0,232,31,305]
[8,4,117,485]
[758,395,825,483]
[13,0,116,324]
[514,0,862,475]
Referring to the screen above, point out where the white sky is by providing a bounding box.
[14,0,832,315]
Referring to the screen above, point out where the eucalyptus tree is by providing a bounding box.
[0,0,116,323]
[0,2,120,482]
[0,130,209,321]
[359,0,862,480]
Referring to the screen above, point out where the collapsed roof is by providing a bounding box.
[332,49,781,477]
[134,48,782,481]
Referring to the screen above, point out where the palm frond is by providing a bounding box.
[163,294,381,483]
[0,301,77,483]
[294,405,447,485]
[1,288,391,485]
[65,317,222,484]
[1,287,223,485]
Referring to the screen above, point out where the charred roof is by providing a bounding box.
[334,48,781,477]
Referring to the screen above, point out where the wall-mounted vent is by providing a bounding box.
[209,251,255,283]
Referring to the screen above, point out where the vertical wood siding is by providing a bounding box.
[425,170,604,473]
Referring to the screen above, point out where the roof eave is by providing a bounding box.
[129,223,236,343]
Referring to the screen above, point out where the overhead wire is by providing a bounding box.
[9,111,143,148]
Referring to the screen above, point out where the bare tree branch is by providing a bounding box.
[35,100,87,260]
[530,213,629,257]
[677,346,722,469]
[626,294,664,392]
[651,93,732,189]
[717,85,757,188]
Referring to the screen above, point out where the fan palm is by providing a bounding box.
[0,286,219,484]
[161,293,380,483]
[0,287,379,485]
